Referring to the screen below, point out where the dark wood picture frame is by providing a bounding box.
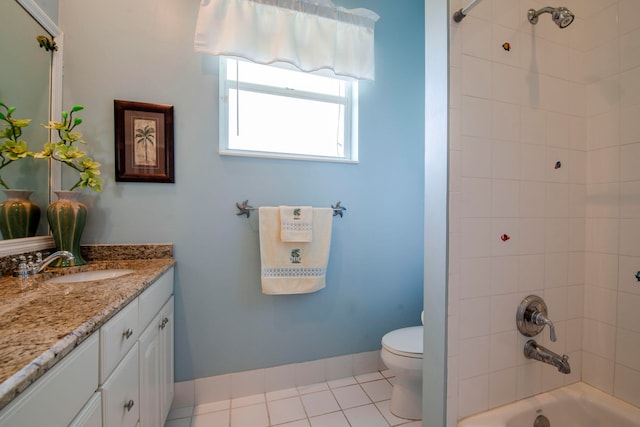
[114,100,175,183]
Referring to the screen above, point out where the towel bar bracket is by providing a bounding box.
[235,200,346,218]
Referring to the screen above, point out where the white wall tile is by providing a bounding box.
[231,369,265,398]
[583,352,614,393]
[492,140,521,179]
[491,256,519,295]
[488,368,516,409]
[519,181,546,218]
[618,256,640,295]
[520,144,546,181]
[584,286,618,325]
[617,292,640,333]
[462,55,492,98]
[459,297,492,339]
[492,101,520,142]
[460,257,492,298]
[520,107,546,145]
[459,336,490,379]
[458,375,489,418]
[621,143,640,181]
[492,179,520,217]
[519,254,545,293]
[620,219,640,256]
[462,96,493,138]
[461,136,492,178]
[461,178,492,217]
[614,364,640,407]
[620,105,640,145]
[620,67,640,107]
[489,331,518,372]
[583,318,616,359]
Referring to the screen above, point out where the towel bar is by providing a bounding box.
[235,200,346,218]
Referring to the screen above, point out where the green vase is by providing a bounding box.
[0,190,41,239]
[46,191,87,267]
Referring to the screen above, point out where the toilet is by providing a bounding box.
[380,313,423,420]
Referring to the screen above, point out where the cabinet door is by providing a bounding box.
[0,334,98,427]
[159,297,174,421]
[138,311,161,427]
[101,344,139,427]
[69,392,102,427]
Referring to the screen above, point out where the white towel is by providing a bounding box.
[280,206,313,242]
[259,207,333,295]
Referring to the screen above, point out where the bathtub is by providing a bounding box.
[457,382,640,427]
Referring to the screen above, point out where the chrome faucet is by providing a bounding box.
[34,251,75,274]
[524,339,571,374]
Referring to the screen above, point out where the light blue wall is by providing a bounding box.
[59,0,425,381]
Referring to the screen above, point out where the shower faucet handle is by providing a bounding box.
[516,295,557,342]
[531,310,557,342]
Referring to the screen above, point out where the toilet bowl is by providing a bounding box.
[380,321,423,420]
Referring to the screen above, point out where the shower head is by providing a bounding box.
[528,6,575,29]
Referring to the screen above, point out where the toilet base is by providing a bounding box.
[389,375,422,420]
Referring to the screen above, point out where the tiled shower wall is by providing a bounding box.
[447,0,640,424]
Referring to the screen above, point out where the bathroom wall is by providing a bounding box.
[58,0,425,382]
[449,0,640,424]
[448,0,586,422]
[582,0,640,408]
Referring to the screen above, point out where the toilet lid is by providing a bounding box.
[381,326,423,357]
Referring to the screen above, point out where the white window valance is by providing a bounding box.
[194,0,380,80]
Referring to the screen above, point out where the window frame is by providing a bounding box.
[218,57,359,163]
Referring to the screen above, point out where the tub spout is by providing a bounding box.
[524,339,571,374]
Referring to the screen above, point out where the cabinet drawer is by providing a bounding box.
[100,298,139,383]
[102,344,139,427]
[69,392,102,427]
[139,267,173,330]
[0,333,98,427]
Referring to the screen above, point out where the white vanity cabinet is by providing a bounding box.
[0,333,99,427]
[0,266,174,427]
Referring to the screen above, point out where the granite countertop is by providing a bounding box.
[0,255,175,410]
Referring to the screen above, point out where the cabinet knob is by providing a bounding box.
[122,328,134,339]
[124,399,135,412]
[160,317,169,329]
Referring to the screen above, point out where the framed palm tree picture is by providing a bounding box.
[114,100,174,183]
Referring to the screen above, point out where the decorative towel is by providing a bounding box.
[259,207,333,295]
[280,206,313,242]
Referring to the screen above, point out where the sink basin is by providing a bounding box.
[46,269,135,284]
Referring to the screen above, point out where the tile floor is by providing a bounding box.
[165,370,421,427]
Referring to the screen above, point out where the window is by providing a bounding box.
[219,57,358,162]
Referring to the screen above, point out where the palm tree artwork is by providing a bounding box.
[134,118,157,166]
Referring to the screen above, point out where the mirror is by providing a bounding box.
[0,0,61,254]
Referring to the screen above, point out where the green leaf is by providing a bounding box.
[71,105,84,112]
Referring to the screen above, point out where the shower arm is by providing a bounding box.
[453,0,483,22]
[528,6,568,26]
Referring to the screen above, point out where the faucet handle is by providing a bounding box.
[531,311,557,342]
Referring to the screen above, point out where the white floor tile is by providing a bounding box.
[309,411,351,427]
[267,397,307,425]
[231,403,269,427]
[194,400,229,415]
[331,384,372,409]
[355,372,385,383]
[191,409,230,427]
[276,420,311,427]
[361,379,393,402]
[167,374,422,427]
[300,390,340,417]
[232,393,265,408]
[267,387,299,401]
[343,404,389,427]
[327,376,357,389]
[297,382,329,395]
